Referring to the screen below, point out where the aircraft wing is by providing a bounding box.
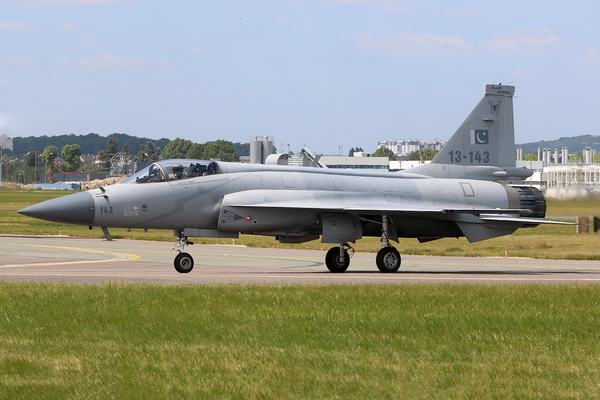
[222,189,531,216]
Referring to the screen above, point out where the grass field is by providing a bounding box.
[1,191,600,398]
[2,283,600,399]
[1,189,599,260]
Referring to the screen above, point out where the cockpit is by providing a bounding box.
[121,160,220,184]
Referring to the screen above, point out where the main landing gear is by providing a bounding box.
[375,215,401,273]
[376,246,401,273]
[325,214,402,273]
[173,230,194,273]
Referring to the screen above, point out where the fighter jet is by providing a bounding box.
[18,84,562,273]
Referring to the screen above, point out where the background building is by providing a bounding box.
[0,134,13,151]
[378,139,446,158]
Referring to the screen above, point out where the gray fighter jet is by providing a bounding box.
[18,84,562,273]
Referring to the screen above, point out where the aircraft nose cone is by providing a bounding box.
[18,191,95,226]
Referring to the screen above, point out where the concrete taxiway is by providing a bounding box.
[1,235,599,284]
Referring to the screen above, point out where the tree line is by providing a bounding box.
[37,137,242,174]
[8,133,251,159]
[370,147,440,161]
[12,133,171,158]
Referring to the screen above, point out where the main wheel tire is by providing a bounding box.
[174,252,194,273]
[376,247,401,273]
[325,247,350,273]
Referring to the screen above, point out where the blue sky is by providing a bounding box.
[1,0,599,155]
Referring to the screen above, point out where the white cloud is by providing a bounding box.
[353,30,472,55]
[77,54,144,68]
[0,20,33,29]
[483,29,561,53]
[329,0,410,12]
[2,56,32,66]
[2,56,42,71]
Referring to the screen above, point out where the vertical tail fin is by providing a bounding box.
[431,84,515,167]
[407,84,531,180]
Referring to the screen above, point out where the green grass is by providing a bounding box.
[2,283,600,398]
[1,189,599,260]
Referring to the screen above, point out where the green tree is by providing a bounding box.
[42,145,58,173]
[122,142,131,155]
[107,138,118,154]
[372,147,396,160]
[186,143,206,159]
[407,149,439,161]
[569,152,583,163]
[162,138,194,159]
[203,140,240,162]
[233,142,250,157]
[423,148,439,161]
[407,150,420,161]
[25,149,37,167]
[348,147,364,156]
[523,152,537,161]
[61,144,83,172]
[138,141,161,163]
[98,138,118,172]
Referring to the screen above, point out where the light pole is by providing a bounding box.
[36,153,42,184]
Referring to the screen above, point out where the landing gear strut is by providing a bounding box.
[173,230,194,273]
[325,243,354,273]
[376,215,401,273]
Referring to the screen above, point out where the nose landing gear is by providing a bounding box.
[174,252,194,273]
[325,243,354,273]
[173,230,194,273]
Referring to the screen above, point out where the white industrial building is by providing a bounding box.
[378,139,446,157]
[516,146,599,192]
[0,134,13,151]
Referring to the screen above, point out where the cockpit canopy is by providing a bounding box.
[121,159,220,184]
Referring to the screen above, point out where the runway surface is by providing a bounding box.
[1,234,599,284]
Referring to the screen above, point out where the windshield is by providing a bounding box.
[121,159,220,184]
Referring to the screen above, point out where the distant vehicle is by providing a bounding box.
[18,84,565,273]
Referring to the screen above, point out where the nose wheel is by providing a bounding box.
[325,246,351,273]
[173,230,195,273]
[174,252,194,273]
